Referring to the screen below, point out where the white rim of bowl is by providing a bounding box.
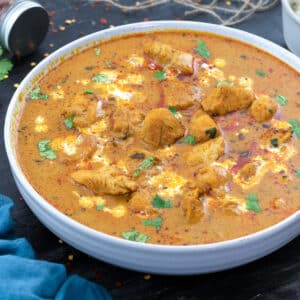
[4,21,300,254]
[282,0,300,25]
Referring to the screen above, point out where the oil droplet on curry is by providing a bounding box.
[17,31,300,245]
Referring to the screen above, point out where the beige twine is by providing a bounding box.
[88,0,279,26]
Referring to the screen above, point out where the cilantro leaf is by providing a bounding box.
[168,106,177,115]
[134,156,154,176]
[0,58,13,81]
[30,86,48,100]
[92,74,112,83]
[287,119,300,139]
[142,215,162,230]
[64,114,75,129]
[96,204,105,211]
[216,81,234,87]
[205,127,217,139]
[105,60,112,68]
[84,89,94,95]
[153,70,166,81]
[294,127,300,139]
[194,40,211,59]
[122,230,150,243]
[270,138,279,147]
[151,194,172,209]
[256,69,267,77]
[245,194,261,213]
[275,95,288,106]
[182,135,196,145]
[38,140,56,160]
[94,48,101,56]
[296,169,300,178]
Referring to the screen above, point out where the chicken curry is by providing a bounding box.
[17,31,300,245]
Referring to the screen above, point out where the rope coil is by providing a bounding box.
[87,0,279,26]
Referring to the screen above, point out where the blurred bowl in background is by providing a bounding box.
[282,0,300,56]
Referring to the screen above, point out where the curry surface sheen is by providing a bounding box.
[17,31,300,245]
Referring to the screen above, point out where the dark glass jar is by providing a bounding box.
[0,0,49,57]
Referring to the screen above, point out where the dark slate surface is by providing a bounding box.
[0,1,299,299]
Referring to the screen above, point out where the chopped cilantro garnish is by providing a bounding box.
[0,58,13,81]
[94,48,101,56]
[96,204,105,211]
[194,40,211,59]
[275,95,288,106]
[288,119,300,131]
[245,194,261,213]
[153,70,166,81]
[151,194,173,209]
[30,86,48,100]
[256,69,267,77]
[105,60,112,68]
[134,156,154,176]
[38,140,56,160]
[216,81,234,87]
[142,215,162,230]
[288,119,300,139]
[64,114,75,129]
[182,135,196,145]
[270,138,279,147]
[84,89,94,95]
[296,169,300,177]
[205,127,217,139]
[92,74,112,83]
[122,230,150,243]
[168,106,177,115]
[295,127,300,139]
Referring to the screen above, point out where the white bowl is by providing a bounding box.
[282,0,300,56]
[4,21,300,275]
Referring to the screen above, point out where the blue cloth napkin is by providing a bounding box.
[0,194,112,300]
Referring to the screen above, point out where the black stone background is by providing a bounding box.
[0,1,299,299]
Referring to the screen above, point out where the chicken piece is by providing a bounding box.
[144,41,194,75]
[62,94,98,127]
[201,86,255,115]
[184,136,225,165]
[262,120,292,147]
[189,111,219,143]
[142,108,185,148]
[250,95,277,122]
[128,190,155,215]
[238,162,257,181]
[51,134,97,163]
[181,188,203,224]
[71,166,137,195]
[195,165,232,194]
[164,81,196,109]
[111,109,129,139]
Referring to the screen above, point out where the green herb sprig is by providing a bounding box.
[38,140,56,160]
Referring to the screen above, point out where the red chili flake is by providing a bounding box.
[105,3,111,10]
[114,280,122,288]
[65,261,72,271]
[99,18,108,25]
[48,10,56,17]
[94,269,103,280]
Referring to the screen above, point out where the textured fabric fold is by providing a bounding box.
[0,195,111,300]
